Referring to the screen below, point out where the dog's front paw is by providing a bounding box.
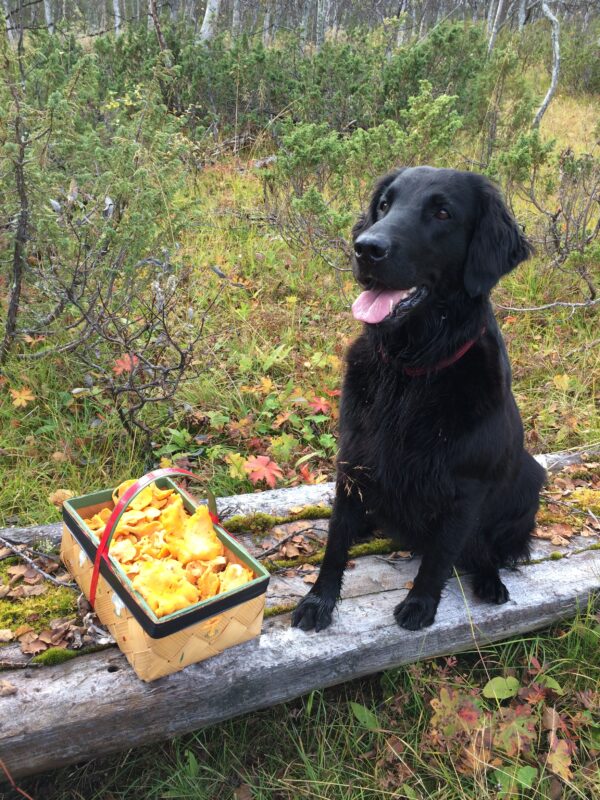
[291,591,336,632]
[394,594,437,630]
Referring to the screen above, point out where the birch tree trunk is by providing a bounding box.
[2,0,15,42]
[316,0,328,50]
[487,0,506,55]
[44,0,54,33]
[231,0,241,38]
[486,0,497,34]
[518,0,527,30]
[300,0,311,49]
[199,0,221,43]
[262,3,271,47]
[113,0,122,35]
[532,3,560,128]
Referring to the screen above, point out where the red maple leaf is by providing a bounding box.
[324,389,341,397]
[243,455,283,488]
[308,397,331,414]
[112,354,139,376]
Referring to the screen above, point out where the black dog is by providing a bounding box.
[292,166,546,633]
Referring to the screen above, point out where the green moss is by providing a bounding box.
[264,603,296,618]
[225,505,332,535]
[569,488,600,515]
[349,538,395,558]
[550,552,564,561]
[265,537,395,572]
[0,557,78,632]
[31,647,80,666]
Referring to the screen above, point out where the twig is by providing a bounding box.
[495,298,600,312]
[258,528,324,560]
[0,757,36,800]
[0,535,77,588]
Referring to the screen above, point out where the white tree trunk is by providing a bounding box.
[199,0,221,43]
[533,3,560,128]
[44,0,54,33]
[113,0,121,35]
[300,0,311,48]
[262,3,271,47]
[2,0,14,41]
[486,0,497,34]
[518,0,527,30]
[231,0,241,37]
[487,0,506,55]
[316,0,328,50]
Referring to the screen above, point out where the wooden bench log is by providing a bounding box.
[0,547,598,778]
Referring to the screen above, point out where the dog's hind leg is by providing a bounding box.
[471,451,545,605]
[291,472,373,632]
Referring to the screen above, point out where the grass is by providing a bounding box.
[15,603,599,800]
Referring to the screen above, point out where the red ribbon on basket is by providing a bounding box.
[89,467,219,608]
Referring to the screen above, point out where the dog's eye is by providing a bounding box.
[435,208,451,220]
[379,199,389,213]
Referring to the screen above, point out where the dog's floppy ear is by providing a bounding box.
[464,179,533,297]
[352,169,403,240]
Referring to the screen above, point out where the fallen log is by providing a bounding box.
[0,547,598,778]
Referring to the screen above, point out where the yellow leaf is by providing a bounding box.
[10,386,36,408]
[552,374,570,391]
[226,452,247,481]
[159,457,173,468]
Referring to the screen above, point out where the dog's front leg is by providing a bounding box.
[291,473,370,632]
[394,481,482,631]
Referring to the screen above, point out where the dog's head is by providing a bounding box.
[351,167,532,325]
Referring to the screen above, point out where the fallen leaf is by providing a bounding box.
[7,564,28,581]
[243,455,283,488]
[48,489,75,507]
[0,629,14,642]
[552,374,570,392]
[13,624,33,638]
[0,680,17,697]
[20,637,48,655]
[10,386,36,408]
[303,573,318,584]
[403,580,414,590]
[23,567,43,584]
[51,451,69,463]
[21,584,47,597]
[547,739,573,780]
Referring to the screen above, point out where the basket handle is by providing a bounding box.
[89,467,212,607]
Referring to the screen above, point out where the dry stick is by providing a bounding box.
[0,535,77,588]
[495,297,600,312]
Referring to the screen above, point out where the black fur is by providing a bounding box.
[291,167,545,633]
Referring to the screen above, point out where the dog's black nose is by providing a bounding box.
[354,232,389,263]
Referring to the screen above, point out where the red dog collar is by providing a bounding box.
[402,326,486,377]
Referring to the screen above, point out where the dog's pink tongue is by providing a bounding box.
[352,288,409,323]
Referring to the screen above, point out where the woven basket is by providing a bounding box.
[60,468,270,681]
